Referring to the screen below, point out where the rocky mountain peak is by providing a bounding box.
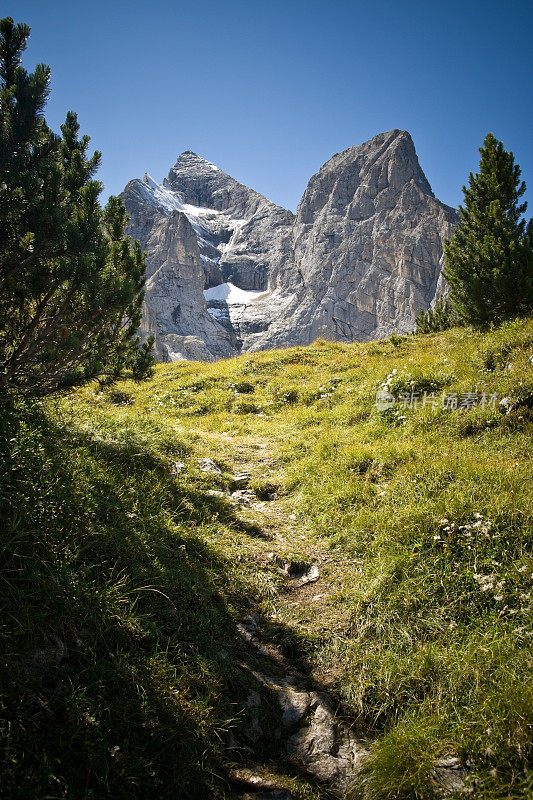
[297,129,434,225]
[121,131,457,362]
[173,150,222,171]
[166,151,274,218]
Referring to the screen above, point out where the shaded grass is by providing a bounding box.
[0,400,319,799]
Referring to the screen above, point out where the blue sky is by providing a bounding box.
[10,0,533,213]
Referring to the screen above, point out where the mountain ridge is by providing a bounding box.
[121,130,457,361]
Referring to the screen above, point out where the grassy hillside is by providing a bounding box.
[1,319,532,799]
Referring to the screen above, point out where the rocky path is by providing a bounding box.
[193,429,468,799]
[195,430,369,799]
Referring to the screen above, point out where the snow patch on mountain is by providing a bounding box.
[140,173,222,221]
[204,282,267,305]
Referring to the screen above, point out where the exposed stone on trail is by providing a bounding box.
[231,489,256,507]
[286,692,366,793]
[243,712,264,744]
[196,440,366,796]
[430,757,469,794]
[268,554,320,585]
[198,457,223,475]
[25,637,68,678]
[171,460,185,474]
[232,473,251,489]
[277,687,310,727]
[234,618,366,795]
[236,616,272,658]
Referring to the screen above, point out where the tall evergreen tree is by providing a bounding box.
[0,18,147,395]
[443,133,533,327]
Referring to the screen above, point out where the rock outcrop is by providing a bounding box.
[121,131,457,360]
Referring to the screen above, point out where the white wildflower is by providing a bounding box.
[474,573,496,591]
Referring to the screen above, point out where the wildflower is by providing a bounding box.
[473,573,496,591]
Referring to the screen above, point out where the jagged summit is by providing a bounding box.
[333,128,411,159]
[173,151,222,172]
[297,129,435,224]
[121,130,457,362]
[166,150,283,218]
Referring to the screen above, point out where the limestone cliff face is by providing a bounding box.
[121,175,237,361]
[121,131,457,360]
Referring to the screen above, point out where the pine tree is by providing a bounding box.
[130,335,156,380]
[414,297,456,334]
[0,18,148,395]
[443,133,533,327]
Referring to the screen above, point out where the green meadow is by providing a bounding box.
[1,318,532,799]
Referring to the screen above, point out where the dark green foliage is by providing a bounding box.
[130,335,156,380]
[414,297,457,334]
[443,133,533,327]
[0,18,146,396]
[99,335,155,386]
